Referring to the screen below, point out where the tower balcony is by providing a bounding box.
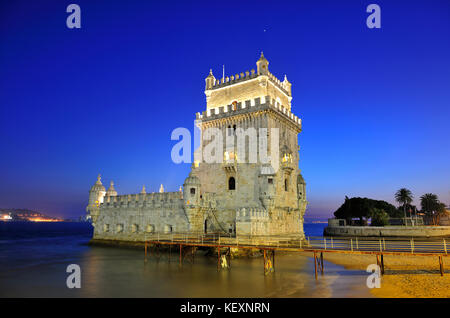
[222,157,237,173]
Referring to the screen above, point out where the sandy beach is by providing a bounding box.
[302,252,450,298]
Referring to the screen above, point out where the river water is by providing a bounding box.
[0,222,372,297]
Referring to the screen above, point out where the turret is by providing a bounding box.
[106,180,118,197]
[297,172,308,214]
[86,174,106,225]
[183,172,201,206]
[283,75,292,95]
[259,165,276,210]
[256,52,269,75]
[205,69,215,90]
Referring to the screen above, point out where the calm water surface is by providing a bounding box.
[0,222,371,297]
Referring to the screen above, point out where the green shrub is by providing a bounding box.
[370,208,389,226]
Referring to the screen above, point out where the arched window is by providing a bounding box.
[164,224,172,233]
[190,188,196,195]
[284,178,288,191]
[228,177,236,190]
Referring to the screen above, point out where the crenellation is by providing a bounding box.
[209,68,258,90]
[199,95,301,130]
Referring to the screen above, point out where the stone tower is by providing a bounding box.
[85,53,307,242]
[191,53,307,237]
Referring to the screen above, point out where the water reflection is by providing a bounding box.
[0,230,372,298]
[77,247,371,298]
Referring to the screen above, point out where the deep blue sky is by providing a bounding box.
[0,0,449,219]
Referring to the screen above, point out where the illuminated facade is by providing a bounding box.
[86,53,307,241]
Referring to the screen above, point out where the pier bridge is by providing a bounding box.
[143,233,449,278]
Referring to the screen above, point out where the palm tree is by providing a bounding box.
[395,188,413,220]
[420,193,440,225]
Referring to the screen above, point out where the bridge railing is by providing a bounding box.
[143,233,448,255]
[305,236,448,254]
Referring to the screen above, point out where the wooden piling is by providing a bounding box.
[272,250,275,272]
[263,249,267,274]
[320,252,324,274]
[144,241,147,263]
[143,236,449,278]
[217,247,220,271]
[314,252,318,279]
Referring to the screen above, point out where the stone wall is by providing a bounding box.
[92,192,189,241]
[324,225,450,237]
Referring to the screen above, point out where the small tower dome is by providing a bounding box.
[205,69,216,90]
[184,173,200,186]
[183,172,201,205]
[106,180,117,196]
[141,185,146,194]
[87,174,107,225]
[90,174,106,193]
[297,172,307,201]
[297,173,305,185]
[283,74,292,95]
[256,52,269,75]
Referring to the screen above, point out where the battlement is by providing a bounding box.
[102,191,183,208]
[196,95,302,128]
[208,70,290,97]
[210,69,256,89]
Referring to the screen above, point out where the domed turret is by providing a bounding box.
[256,52,269,75]
[297,172,307,214]
[205,69,216,90]
[90,174,106,193]
[282,74,292,95]
[184,173,200,186]
[106,180,117,196]
[183,172,201,206]
[87,174,106,225]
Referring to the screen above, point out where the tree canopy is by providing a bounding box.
[420,193,447,224]
[334,196,401,221]
[395,188,414,217]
